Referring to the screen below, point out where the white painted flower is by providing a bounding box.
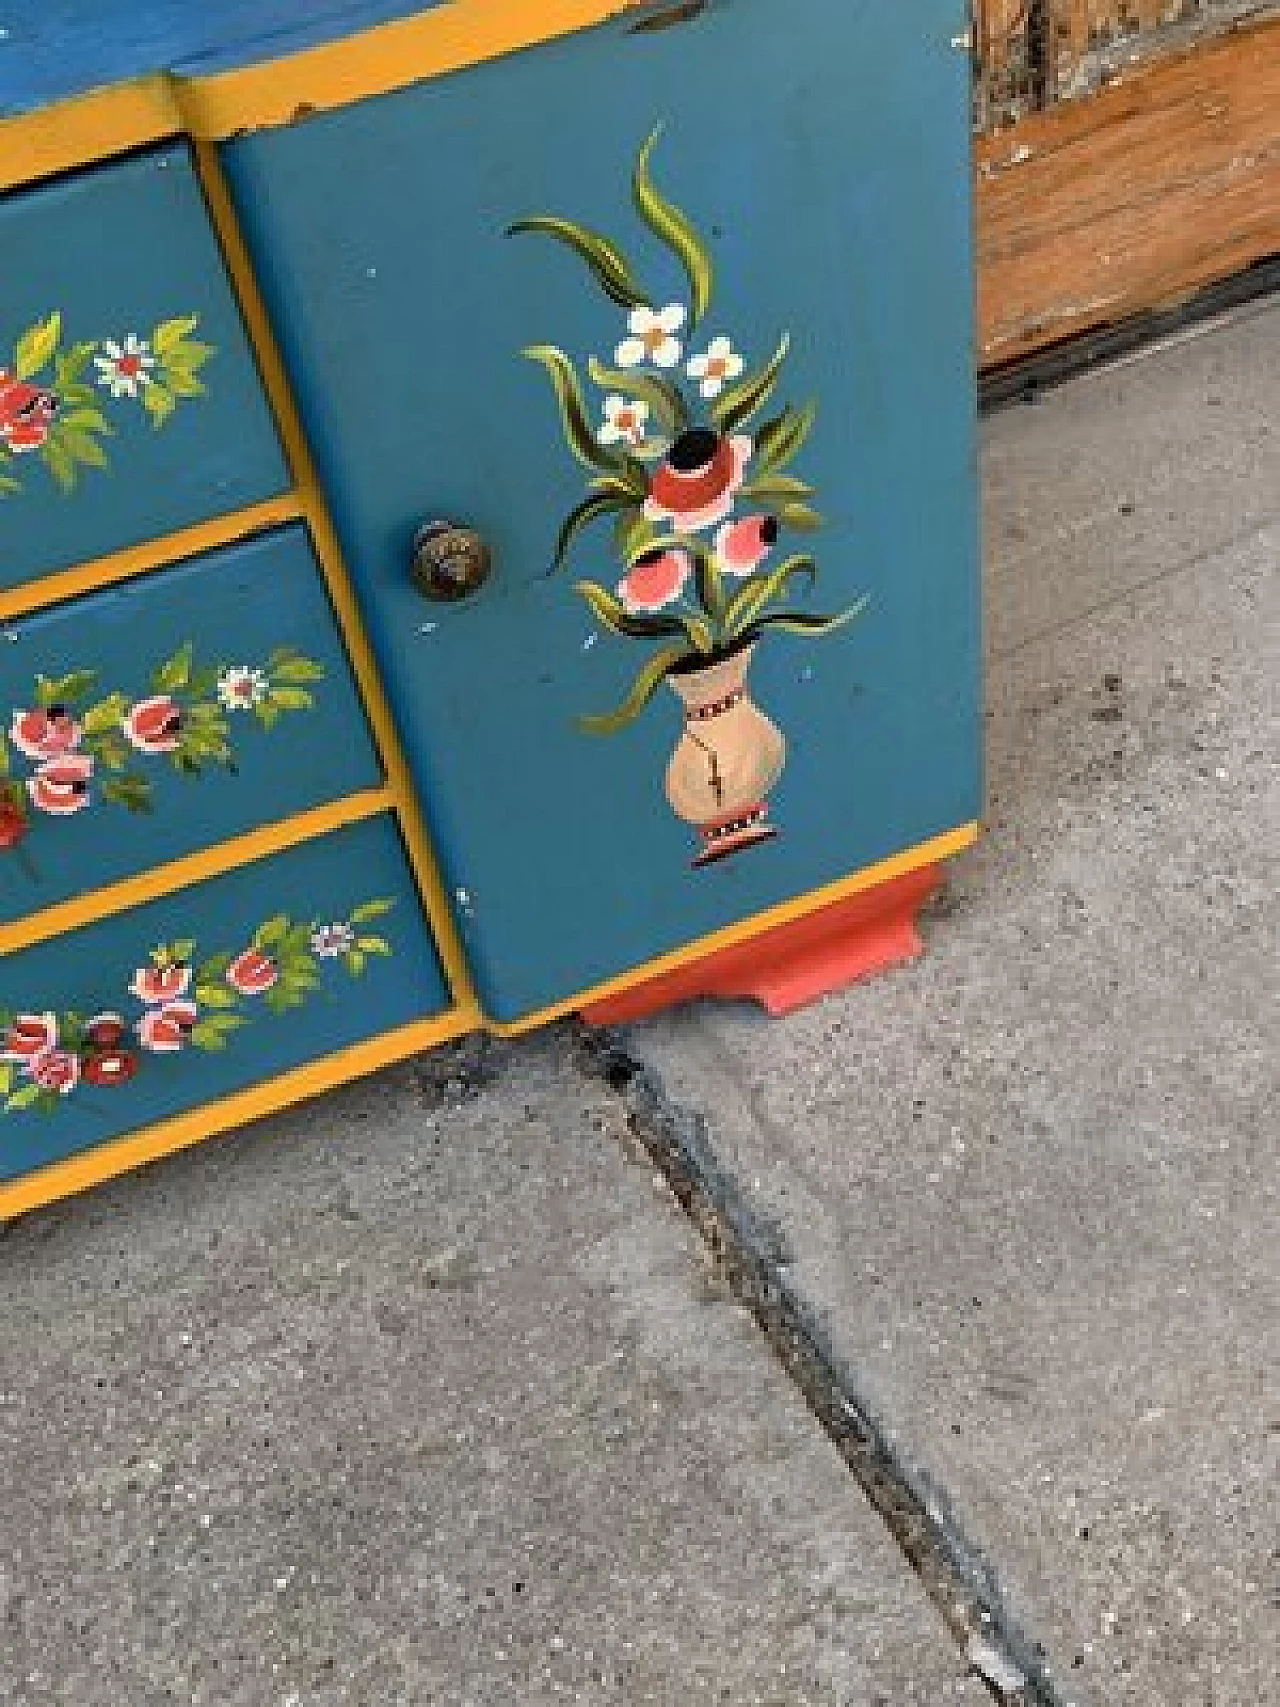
[686,336,745,400]
[216,666,270,711]
[598,394,651,449]
[310,923,356,959]
[94,335,156,399]
[615,304,685,370]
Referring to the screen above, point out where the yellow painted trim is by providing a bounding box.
[0,788,394,957]
[192,142,481,1023]
[489,822,981,1037]
[0,1005,474,1222]
[0,494,303,623]
[0,2,647,193]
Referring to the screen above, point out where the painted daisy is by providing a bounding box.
[598,394,651,449]
[615,303,685,371]
[687,336,745,401]
[94,335,156,399]
[310,922,356,959]
[217,666,270,711]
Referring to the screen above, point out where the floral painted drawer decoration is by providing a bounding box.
[0,644,324,853]
[0,899,394,1114]
[511,130,867,866]
[0,312,214,496]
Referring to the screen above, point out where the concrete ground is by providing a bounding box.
[1,297,1276,1706]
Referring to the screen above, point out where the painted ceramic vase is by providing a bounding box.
[665,645,785,866]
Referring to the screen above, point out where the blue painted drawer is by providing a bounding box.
[0,524,382,927]
[0,813,449,1182]
[224,0,982,1024]
[0,142,289,590]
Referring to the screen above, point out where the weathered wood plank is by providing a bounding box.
[976,14,1280,366]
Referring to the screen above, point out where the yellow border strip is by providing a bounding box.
[0,1,647,194]
[192,141,482,1028]
[0,1005,472,1222]
[0,494,303,623]
[491,822,980,1036]
[0,787,394,956]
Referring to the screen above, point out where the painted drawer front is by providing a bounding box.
[0,813,448,1182]
[0,524,382,926]
[225,0,981,1023]
[0,143,289,591]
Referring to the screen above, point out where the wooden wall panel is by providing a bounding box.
[976,14,1280,366]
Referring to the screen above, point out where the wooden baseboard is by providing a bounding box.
[976,13,1280,368]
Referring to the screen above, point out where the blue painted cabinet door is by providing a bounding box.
[224,0,981,1024]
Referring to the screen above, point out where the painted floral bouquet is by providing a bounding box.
[510,128,866,737]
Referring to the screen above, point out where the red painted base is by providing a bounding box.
[581,863,942,1026]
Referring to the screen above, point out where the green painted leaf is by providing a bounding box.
[349,898,395,924]
[35,670,97,707]
[193,982,239,1010]
[712,334,790,435]
[15,313,61,380]
[154,642,193,692]
[579,644,690,735]
[574,580,690,642]
[725,555,818,638]
[522,346,620,472]
[506,217,651,310]
[777,502,824,533]
[550,491,633,573]
[55,425,109,470]
[692,545,726,625]
[739,598,870,646]
[0,1061,12,1095]
[54,342,95,388]
[142,383,176,427]
[739,473,816,501]
[82,693,128,736]
[344,949,367,978]
[614,508,661,562]
[5,1083,45,1112]
[255,702,282,731]
[632,128,713,327]
[586,357,689,434]
[0,475,21,496]
[753,401,817,472]
[190,1022,229,1051]
[355,935,391,956]
[162,366,206,400]
[269,686,314,712]
[42,438,76,493]
[153,315,200,354]
[270,656,325,684]
[60,406,112,437]
[100,776,153,813]
[254,915,290,949]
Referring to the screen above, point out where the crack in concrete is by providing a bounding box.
[571,1024,1086,1707]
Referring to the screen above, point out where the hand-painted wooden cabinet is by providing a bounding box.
[0,0,981,1214]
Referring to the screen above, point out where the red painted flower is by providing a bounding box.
[643,429,752,532]
[83,1049,139,1088]
[85,1012,127,1049]
[0,370,59,454]
[0,789,29,849]
[617,547,693,615]
[9,706,83,761]
[123,695,183,754]
[26,752,93,816]
[715,514,779,577]
[138,999,198,1054]
[128,963,192,1004]
[2,1012,58,1062]
[226,948,278,996]
[29,1048,80,1096]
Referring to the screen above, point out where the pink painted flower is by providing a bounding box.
[715,514,779,577]
[26,753,93,816]
[85,1013,127,1049]
[29,1049,80,1096]
[128,963,192,1004]
[643,430,752,532]
[137,1000,198,1053]
[9,707,83,761]
[0,790,29,849]
[226,948,278,996]
[84,1049,139,1088]
[617,547,693,615]
[2,1012,58,1062]
[123,695,182,755]
[0,370,60,453]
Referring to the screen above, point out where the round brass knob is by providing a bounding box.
[410,521,492,601]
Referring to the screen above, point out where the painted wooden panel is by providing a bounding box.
[0,1,447,116]
[0,524,383,925]
[0,813,449,1182]
[224,0,982,1025]
[0,143,289,589]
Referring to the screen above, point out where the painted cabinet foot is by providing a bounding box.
[581,863,942,1026]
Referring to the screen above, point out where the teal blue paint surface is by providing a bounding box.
[224,0,982,1023]
[0,0,447,116]
[0,145,288,589]
[0,814,448,1182]
[0,524,383,924]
